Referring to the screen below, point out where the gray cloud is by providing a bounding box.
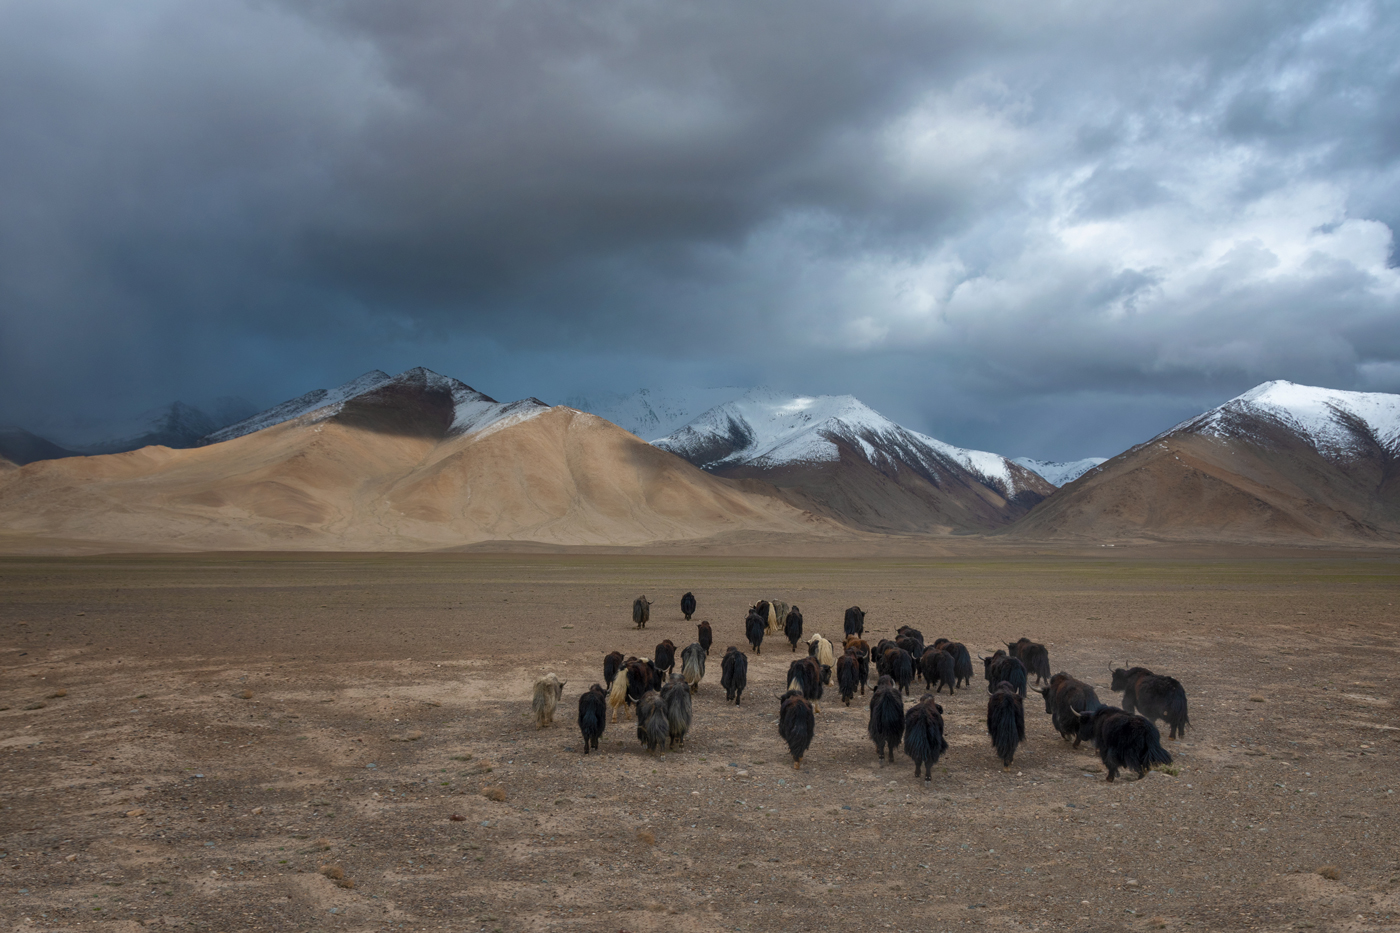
[0,0,1397,460]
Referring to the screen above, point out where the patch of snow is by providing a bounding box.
[204,370,394,444]
[565,387,749,440]
[1167,380,1400,460]
[1013,457,1109,487]
[654,389,1035,495]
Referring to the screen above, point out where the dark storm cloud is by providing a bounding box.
[0,0,1396,457]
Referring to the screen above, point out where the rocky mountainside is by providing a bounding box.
[1012,457,1108,487]
[0,369,832,551]
[1009,381,1400,542]
[652,390,1053,533]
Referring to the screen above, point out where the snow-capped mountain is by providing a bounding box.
[1164,381,1400,460]
[1010,380,1400,543]
[40,398,258,456]
[563,387,747,441]
[652,390,1053,532]
[1013,457,1108,487]
[203,368,548,445]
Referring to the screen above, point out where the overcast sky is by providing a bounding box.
[1,0,1397,459]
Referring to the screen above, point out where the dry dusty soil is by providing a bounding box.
[2,550,1400,933]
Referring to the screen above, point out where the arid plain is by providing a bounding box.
[3,549,1399,933]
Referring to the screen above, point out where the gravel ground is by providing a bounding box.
[2,551,1399,933]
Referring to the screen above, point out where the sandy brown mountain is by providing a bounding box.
[1010,382,1400,543]
[0,383,838,552]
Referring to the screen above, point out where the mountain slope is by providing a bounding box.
[564,387,747,440]
[0,370,834,551]
[1010,381,1400,543]
[0,428,81,466]
[653,391,1052,533]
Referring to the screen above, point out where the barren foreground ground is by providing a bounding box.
[2,551,1399,933]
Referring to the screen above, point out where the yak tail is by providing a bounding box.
[787,677,801,694]
[903,716,947,767]
[607,672,629,717]
[1166,690,1190,734]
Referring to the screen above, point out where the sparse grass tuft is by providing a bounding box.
[636,829,656,846]
[482,785,507,802]
[1249,695,1265,703]
[238,690,253,700]
[1154,764,1181,776]
[319,864,355,888]
[1317,865,1341,881]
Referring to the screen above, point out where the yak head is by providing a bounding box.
[1033,685,1053,713]
[1109,666,1131,690]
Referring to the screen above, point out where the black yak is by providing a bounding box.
[660,678,693,750]
[982,651,1028,698]
[681,592,697,621]
[1007,638,1052,684]
[1110,666,1190,739]
[836,652,860,706]
[721,647,748,705]
[933,639,974,688]
[919,647,956,695]
[681,642,707,694]
[843,636,871,694]
[608,657,659,722]
[1035,672,1102,747]
[986,681,1025,770]
[745,610,766,654]
[896,635,924,662]
[632,595,652,630]
[654,639,677,678]
[1070,706,1172,782]
[602,650,625,691]
[904,695,949,783]
[896,625,925,643]
[786,656,824,712]
[778,690,815,769]
[885,647,916,696]
[785,606,805,651]
[872,640,898,677]
[635,690,669,753]
[578,684,607,754]
[697,620,713,656]
[844,606,866,638]
[868,675,905,764]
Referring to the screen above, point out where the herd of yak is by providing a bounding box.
[531,592,1190,784]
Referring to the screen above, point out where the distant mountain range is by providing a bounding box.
[2,373,1398,549]
[1010,381,1400,542]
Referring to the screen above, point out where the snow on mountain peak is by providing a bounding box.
[1012,457,1108,487]
[1170,380,1400,459]
[653,389,1038,496]
[203,368,546,445]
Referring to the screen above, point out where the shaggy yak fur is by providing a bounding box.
[784,607,805,651]
[745,610,767,654]
[986,681,1026,769]
[720,647,748,705]
[904,694,949,782]
[632,596,652,630]
[681,592,697,621]
[531,673,565,729]
[778,690,815,769]
[602,651,625,691]
[843,606,866,638]
[635,690,670,753]
[920,647,956,695]
[843,636,871,694]
[836,652,861,706]
[1035,672,1103,747]
[577,684,607,754]
[654,639,677,678]
[786,656,824,712]
[933,639,974,688]
[1007,638,1052,684]
[660,677,693,750]
[681,642,707,694]
[982,650,1028,698]
[1110,666,1190,739]
[868,675,905,764]
[808,633,835,672]
[884,647,916,696]
[1071,705,1172,782]
[697,621,713,656]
